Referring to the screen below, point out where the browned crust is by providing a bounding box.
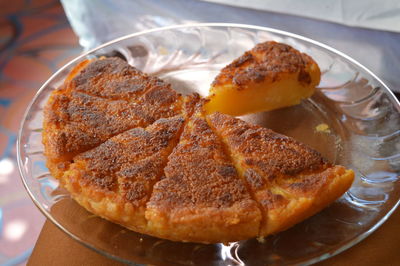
[207,112,329,183]
[70,116,184,200]
[212,41,317,90]
[207,112,354,236]
[60,116,185,232]
[145,114,261,243]
[43,58,191,162]
[150,116,249,209]
[67,57,165,100]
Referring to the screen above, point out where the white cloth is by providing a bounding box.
[202,0,400,33]
[61,0,400,92]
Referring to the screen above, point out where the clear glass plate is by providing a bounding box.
[17,23,400,265]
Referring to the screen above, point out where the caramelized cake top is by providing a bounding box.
[68,57,168,100]
[149,116,250,210]
[205,41,321,116]
[43,58,198,162]
[66,116,185,205]
[212,41,317,89]
[145,112,261,242]
[207,112,328,184]
[207,112,354,236]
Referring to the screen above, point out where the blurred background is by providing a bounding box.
[0,1,80,265]
[0,0,399,264]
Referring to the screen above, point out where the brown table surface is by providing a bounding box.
[28,208,400,266]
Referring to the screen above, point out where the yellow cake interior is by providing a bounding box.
[205,41,321,116]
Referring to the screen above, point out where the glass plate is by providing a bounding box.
[17,23,400,265]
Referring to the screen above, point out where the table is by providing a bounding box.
[28,208,400,265]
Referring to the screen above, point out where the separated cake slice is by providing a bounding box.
[60,116,185,233]
[205,41,321,116]
[145,111,262,243]
[207,112,354,236]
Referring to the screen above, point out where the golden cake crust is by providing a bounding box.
[206,112,328,177]
[43,57,196,169]
[212,41,317,89]
[145,113,261,243]
[207,112,354,236]
[61,116,185,233]
[42,50,353,244]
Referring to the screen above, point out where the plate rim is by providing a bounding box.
[16,22,400,265]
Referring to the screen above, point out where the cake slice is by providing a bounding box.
[145,111,262,243]
[205,41,321,116]
[207,112,354,236]
[43,57,199,177]
[60,116,185,233]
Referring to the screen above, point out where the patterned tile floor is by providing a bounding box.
[0,0,81,264]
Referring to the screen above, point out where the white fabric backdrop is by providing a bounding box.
[202,0,400,33]
[61,0,400,93]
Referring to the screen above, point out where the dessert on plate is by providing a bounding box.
[42,41,354,243]
[205,41,321,116]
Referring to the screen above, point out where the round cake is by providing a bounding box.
[42,43,354,243]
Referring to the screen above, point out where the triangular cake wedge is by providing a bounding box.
[60,116,185,233]
[207,112,354,236]
[205,41,321,116]
[43,57,199,178]
[145,111,262,243]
